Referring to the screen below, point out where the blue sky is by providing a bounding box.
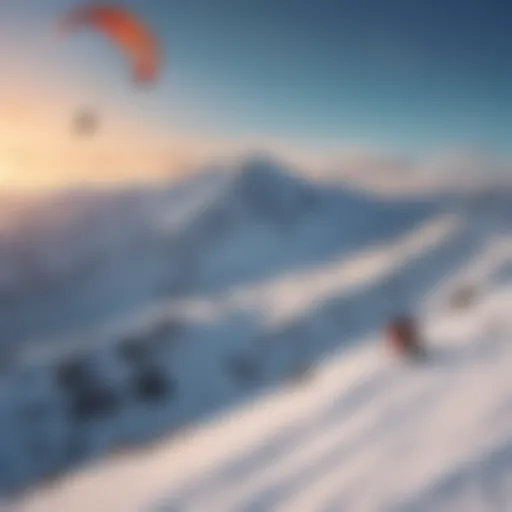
[114,0,512,150]
[0,0,510,187]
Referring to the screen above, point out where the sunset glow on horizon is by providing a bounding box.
[0,0,510,191]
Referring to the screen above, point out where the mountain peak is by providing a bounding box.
[227,155,317,224]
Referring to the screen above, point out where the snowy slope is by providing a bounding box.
[0,168,230,350]
[10,209,512,512]
[0,159,510,509]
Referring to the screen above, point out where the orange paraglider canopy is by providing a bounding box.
[58,4,160,84]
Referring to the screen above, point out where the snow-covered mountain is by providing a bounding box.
[0,156,510,508]
[0,157,442,351]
